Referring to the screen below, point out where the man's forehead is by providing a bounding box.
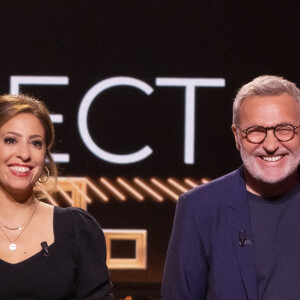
[239,93,300,126]
[240,93,298,109]
[241,92,297,105]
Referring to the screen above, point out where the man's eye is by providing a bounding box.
[248,127,265,134]
[276,128,293,133]
[4,138,16,144]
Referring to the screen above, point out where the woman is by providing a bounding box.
[0,94,113,299]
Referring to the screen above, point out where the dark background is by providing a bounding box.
[1,0,300,289]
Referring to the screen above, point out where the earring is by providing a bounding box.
[38,166,50,183]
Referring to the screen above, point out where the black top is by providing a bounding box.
[248,183,300,300]
[0,206,113,300]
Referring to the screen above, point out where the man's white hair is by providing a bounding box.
[233,75,300,125]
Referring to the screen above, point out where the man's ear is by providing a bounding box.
[231,124,240,151]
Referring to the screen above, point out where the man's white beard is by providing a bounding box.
[239,144,300,184]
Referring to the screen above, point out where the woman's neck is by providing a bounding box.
[0,188,36,220]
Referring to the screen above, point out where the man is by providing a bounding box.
[162,75,300,299]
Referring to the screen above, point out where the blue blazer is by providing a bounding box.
[162,166,259,300]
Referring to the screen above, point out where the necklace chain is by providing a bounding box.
[0,204,37,251]
[0,203,37,231]
[1,212,34,231]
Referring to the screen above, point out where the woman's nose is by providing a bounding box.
[16,143,31,161]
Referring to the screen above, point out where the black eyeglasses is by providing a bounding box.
[239,123,300,144]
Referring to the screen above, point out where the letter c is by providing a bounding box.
[78,77,153,164]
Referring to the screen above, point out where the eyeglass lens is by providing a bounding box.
[246,124,295,143]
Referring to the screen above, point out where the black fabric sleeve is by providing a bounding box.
[70,207,113,300]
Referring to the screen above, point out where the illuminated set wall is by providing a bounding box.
[1,1,300,288]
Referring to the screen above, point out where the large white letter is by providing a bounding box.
[156,78,226,164]
[78,77,153,164]
[10,75,70,163]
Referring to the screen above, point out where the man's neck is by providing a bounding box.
[244,170,299,198]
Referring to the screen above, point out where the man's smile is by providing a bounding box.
[260,155,285,162]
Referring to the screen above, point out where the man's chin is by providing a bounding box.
[256,177,285,185]
[249,169,297,185]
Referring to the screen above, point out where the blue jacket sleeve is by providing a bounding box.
[161,194,209,300]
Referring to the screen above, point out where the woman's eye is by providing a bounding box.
[32,140,43,148]
[4,137,16,144]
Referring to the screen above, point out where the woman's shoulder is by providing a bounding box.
[54,206,103,235]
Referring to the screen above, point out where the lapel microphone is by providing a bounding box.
[41,241,50,257]
[239,230,254,247]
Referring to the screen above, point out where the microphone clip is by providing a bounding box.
[239,230,254,247]
[41,241,50,257]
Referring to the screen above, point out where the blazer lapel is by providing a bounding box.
[224,167,258,300]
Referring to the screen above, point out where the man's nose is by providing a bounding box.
[262,130,279,153]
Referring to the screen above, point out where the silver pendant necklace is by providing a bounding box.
[6,226,22,231]
[0,205,37,251]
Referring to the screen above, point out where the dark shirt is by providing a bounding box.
[0,206,113,300]
[248,183,300,300]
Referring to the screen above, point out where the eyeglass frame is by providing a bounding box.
[238,123,300,144]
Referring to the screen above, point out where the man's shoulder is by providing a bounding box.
[182,167,244,207]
